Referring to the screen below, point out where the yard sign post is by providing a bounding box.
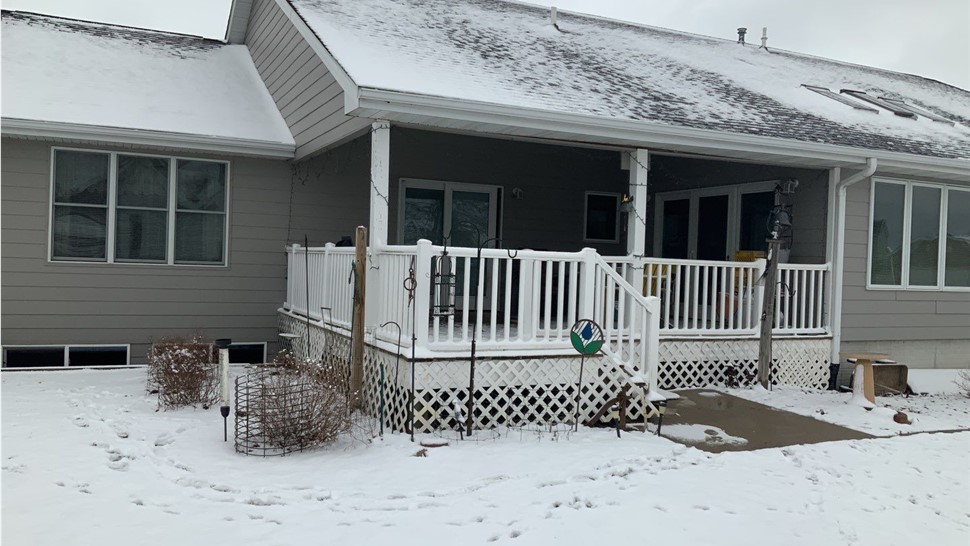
[570,319,604,431]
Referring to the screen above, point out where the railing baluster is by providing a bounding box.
[462,256,471,341]
[490,257,499,342]
[568,261,578,328]
[557,261,566,340]
[807,268,816,331]
[504,258,513,341]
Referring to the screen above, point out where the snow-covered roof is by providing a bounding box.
[289,0,970,160]
[1,11,294,155]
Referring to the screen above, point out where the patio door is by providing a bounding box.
[399,179,499,246]
[654,182,777,260]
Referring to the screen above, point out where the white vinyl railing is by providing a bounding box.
[285,243,356,329]
[606,257,830,336]
[775,263,829,334]
[284,244,829,357]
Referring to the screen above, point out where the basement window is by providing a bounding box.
[228,342,267,364]
[2,345,130,368]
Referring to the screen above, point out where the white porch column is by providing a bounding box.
[627,149,649,256]
[369,120,391,247]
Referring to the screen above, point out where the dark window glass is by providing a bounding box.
[661,198,690,259]
[229,344,266,364]
[585,194,618,241]
[945,189,970,287]
[739,191,775,252]
[908,186,941,286]
[52,150,110,260]
[4,348,65,368]
[697,194,729,260]
[68,346,128,366]
[870,183,905,285]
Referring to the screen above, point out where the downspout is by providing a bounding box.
[831,158,878,370]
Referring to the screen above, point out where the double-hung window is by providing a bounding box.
[51,149,228,265]
[869,178,970,289]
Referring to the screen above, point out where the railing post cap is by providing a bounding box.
[325,242,336,248]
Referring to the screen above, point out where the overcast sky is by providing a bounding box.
[4,0,968,89]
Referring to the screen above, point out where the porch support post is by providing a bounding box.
[823,167,839,335]
[626,149,649,256]
[369,120,391,247]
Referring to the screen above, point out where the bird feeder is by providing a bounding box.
[215,338,232,442]
[432,255,456,318]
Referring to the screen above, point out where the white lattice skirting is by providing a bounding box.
[279,313,830,433]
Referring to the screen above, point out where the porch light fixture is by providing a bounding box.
[779,178,799,195]
[620,194,635,213]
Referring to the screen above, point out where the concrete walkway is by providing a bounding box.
[659,389,874,453]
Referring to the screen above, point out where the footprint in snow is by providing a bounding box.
[154,433,176,447]
[72,416,89,428]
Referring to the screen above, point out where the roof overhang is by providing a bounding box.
[1,118,296,159]
[354,88,970,181]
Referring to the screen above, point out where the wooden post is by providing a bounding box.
[627,149,649,257]
[757,237,782,388]
[351,226,367,408]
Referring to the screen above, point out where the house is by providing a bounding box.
[2,1,968,431]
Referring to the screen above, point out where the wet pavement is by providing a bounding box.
[658,389,874,453]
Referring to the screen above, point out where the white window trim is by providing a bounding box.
[866,177,970,292]
[2,344,131,368]
[653,180,779,259]
[48,146,231,267]
[583,191,621,243]
[397,178,501,245]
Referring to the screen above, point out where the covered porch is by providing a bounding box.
[277,122,835,431]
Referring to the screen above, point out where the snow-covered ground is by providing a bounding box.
[727,373,970,436]
[3,369,969,545]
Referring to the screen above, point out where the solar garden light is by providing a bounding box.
[215,338,232,442]
[655,399,668,435]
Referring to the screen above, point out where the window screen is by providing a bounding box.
[585,193,619,242]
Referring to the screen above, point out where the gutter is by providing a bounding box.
[830,158,878,368]
[1,118,296,159]
[356,88,969,178]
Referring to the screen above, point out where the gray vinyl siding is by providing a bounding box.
[245,0,371,158]
[225,0,254,43]
[387,128,629,255]
[840,176,970,368]
[0,138,295,364]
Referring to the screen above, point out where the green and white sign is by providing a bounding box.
[570,320,604,355]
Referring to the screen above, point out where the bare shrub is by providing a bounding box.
[957,369,970,398]
[243,351,352,451]
[148,335,219,410]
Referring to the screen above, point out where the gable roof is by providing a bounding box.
[288,0,970,162]
[1,11,295,157]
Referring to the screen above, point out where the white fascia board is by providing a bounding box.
[1,118,296,158]
[273,0,359,112]
[356,88,970,178]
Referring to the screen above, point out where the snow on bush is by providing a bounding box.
[147,335,219,410]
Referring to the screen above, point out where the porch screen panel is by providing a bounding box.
[402,187,444,245]
[907,186,941,286]
[51,150,110,260]
[945,188,970,287]
[870,182,905,285]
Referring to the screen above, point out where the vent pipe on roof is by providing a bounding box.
[759,27,769,51]
[551,6,565,32]
[737,27,747,45]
